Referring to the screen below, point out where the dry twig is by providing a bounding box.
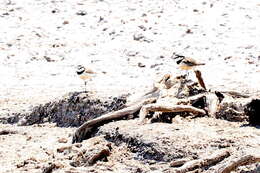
[194,70,206,90]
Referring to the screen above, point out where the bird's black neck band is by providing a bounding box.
[77,70,84,75]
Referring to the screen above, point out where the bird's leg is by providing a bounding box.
[181,70,189,79]
[84,81,87,93]
[186,70,190,77]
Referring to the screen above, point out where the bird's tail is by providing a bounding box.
[196,63,205,66]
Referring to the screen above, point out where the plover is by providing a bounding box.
[76,65,96,92]
[172,54,205,71]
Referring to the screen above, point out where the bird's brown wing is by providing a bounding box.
[85,68,96,74]
[184,57,205,66]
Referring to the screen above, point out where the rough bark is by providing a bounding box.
[194,70,206,90]
[72,89,158,143]
[215,155,260,173]
[139,104,206,123]
[170,158,191,167]
[72,73,259,143]
[172,149,230,173]
[205,92,220,117]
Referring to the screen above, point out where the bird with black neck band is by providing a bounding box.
[76,65,96,93]
[171,53,205,76]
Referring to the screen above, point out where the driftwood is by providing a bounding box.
[170,150,260,173]
[170,158,191,167]
[194,70,206,90]
[139,104,206,124]
[72,70,259,143]
[215,154,260,173]
[72,89,158,143]
[172,149,230,173]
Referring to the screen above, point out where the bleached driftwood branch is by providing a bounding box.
[72,72,259,143]
[172,149,230,173]
[139,104,206,123]
[216,154,260,173]
[72,88,159,143]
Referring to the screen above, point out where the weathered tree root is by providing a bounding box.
[172,149,230,173]
[139,104,206,124]
[170,158,191,167]
[215,154,260,173]
[72,72,260,143]
[72,97,157,143]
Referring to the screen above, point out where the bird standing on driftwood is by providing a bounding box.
[172,54,205,70]
[76,65,96,93]
[171,54,205,77]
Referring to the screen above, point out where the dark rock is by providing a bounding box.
[126,51,138,57]
[97,120,201,162]
[42,163,57,173]
[96,118,254,165]
[44,56,55,62]
[0,129,18,135]
[138,62,146,68]
[133,33,153,43]
[51,9,59,13]
[186,29,193,34]
[150,63,163,68]
[138,25,147,31]
[63,21,69,25]
[133,33,145,41]
[245,99,260,126]
[76,11,87,16]
[5,92,126,127]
